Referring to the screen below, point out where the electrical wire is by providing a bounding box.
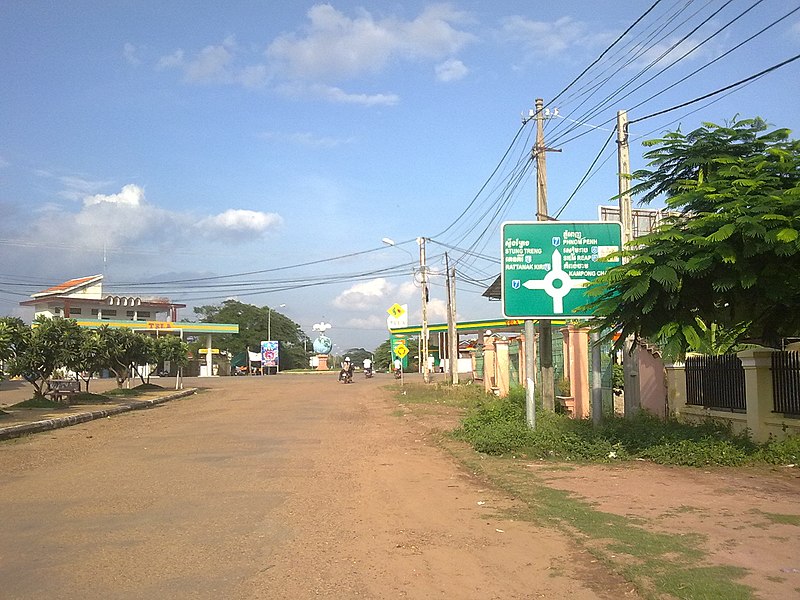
[630,52,800,124]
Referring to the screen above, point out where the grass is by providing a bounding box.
[756,511,800,526]
[427,384,800,468]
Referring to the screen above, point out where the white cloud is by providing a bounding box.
[265,3,475,80]
[435,58,468,82]
[84,183,145,207]
[157,49,185,70]
[200,209,283,235]
[310,83,400,106]
[333,278,393,310]
[156,36,270,87]
[500,15,607,58]
[259,130,355,148]
[123,42,141,66]
[626,37,714,71]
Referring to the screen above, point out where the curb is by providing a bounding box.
[0,388,197,442]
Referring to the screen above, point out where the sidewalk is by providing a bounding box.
[0,378,196,441]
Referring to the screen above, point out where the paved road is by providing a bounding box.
[0,374,610,599]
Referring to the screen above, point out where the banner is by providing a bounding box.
[261,341,279,368]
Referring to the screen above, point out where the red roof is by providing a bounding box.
[31,275,103,298]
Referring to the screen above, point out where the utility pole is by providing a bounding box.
[419,236,431,383]
[445,253,459,385]
[617,109,640,418]
[535,98,555,412]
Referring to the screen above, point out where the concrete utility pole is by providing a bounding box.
[535,98,555,412]
[445,253,459,385]
[617,109,640,418]
[419,237,431,384]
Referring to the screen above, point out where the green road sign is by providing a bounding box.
[501,221,622,319]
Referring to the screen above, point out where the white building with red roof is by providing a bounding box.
[20,274,185,322]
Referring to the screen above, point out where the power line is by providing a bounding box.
[630,52,800,124]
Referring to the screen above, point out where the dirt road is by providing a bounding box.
[0,375,627,599]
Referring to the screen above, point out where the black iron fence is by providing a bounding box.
[772,351,800,416]
[685,354,746,412]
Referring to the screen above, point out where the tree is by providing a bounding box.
[585,117,800,357]
[0,317,25,382]
[153,335,189,388]
[97,327,154,387]
[4,316,83,398]
[64,328,106,392]
[195,300,311,370]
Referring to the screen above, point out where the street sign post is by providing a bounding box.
[501,221,622,319]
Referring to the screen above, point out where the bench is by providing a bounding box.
[44,379,81,403]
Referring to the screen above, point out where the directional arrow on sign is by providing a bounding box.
[521,249,589,313]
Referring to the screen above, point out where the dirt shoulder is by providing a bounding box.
[393,388,800,600]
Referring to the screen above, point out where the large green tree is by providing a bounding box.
[4,316,84,397]
[194,300,311,370]
[586,117,800,357]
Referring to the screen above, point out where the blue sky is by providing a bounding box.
[1,1,799,352]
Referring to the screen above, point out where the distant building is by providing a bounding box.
[19,274,185,323]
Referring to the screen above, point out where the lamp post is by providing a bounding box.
[268,303,286,342]
[382,237,430,383]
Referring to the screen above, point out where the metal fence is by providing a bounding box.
[685,354,746,412]
[772,351,800,416]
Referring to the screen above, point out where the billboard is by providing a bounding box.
[261,340,279,368]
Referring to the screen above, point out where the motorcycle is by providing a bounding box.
[364,366,373,378]
[393,367,402,379]
[339,365,354,384]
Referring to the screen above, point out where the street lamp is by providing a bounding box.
[382,237,431,383]
[268,303,286,342]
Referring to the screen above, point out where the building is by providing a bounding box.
[20,274,184,322]
[20,275,239,377]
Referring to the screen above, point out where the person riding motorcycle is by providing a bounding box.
[363,357,373,378]
[339,356,354,383]
[393,357,402,379]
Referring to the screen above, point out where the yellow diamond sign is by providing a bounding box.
[387,303,406,318]
[394,343,409,359]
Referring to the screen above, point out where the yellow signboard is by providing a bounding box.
[394,343,409,359]
[387,303,406,318]
[199,348,220,354]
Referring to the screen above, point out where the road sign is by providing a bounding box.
[387,303,406,318]
[501,221,622,319]
[387,303,409,329]
[394,343,409,359]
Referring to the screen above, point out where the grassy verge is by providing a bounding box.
[442,385,800,468]
[392,383,799,599]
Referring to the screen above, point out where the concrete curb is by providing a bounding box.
[0,388,197,442]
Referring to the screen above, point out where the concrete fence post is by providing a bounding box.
[737,348,775,443]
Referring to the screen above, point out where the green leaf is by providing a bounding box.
[776,228,798,243]
[706,223,736,242]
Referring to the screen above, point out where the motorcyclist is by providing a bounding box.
[393,357,402,379]
[339,356,353,383]
[363,357,373,377]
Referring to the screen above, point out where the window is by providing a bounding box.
[91,309,99,316]
[70,308,82,315]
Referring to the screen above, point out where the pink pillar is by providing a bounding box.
[567,325,591,419]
